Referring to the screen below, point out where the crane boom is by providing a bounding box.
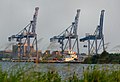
[74,9,80,35]
[98,10,105,38]
[32,7,39,33]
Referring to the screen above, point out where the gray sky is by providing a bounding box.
[0,0,120,53]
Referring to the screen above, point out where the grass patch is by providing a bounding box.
[0,64,120,82]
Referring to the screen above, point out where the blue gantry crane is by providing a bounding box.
[8,7,39,59]
[50,9,80,54]
[80,10,105,55]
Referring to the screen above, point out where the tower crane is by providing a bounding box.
[80,10,105,55]
[50,9,80,55]
[8,7,39,59]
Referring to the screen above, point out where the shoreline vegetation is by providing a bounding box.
[84,51,120,64]
[0,64,120,82]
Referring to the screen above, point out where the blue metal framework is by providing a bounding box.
[80,10,105,55]
[8,7,39,59]
[50,9,80,54]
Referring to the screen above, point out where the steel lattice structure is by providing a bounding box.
[80,10,105,55]
[50,9,80,55]
[8,7,39,59]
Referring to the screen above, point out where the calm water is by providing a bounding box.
[0,62,119,79]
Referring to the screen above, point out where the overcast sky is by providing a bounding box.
[0,0,120,53]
